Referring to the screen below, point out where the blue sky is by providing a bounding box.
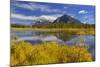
[11,1,95,24]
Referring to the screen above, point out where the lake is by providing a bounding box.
[11,30,95,59]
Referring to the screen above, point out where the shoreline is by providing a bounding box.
[11,27,95,35]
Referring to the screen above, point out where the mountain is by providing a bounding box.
[34,15,57,24]
[35,17,52,23]
[11,14,85,28]
[53,14,82,24]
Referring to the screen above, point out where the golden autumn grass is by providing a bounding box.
[11,41,92,66]
[11,28,95,35]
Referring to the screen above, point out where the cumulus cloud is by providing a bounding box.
[78,10,88,14]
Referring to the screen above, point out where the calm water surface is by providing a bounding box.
[11,30,95,59]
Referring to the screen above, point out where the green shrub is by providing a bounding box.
[11,41,92,66]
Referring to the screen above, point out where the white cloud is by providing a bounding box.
[13,2,66,13]
[78,10,88,14]
[11,14,36,20]
[67,13,76,18]
[81,14,95,24]
[39,14,62,22]
[14,2,33,10]
[63,6,68,9]
[11,13,61,22]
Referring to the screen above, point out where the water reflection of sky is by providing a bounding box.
[11,31,95,59]
[66,36,95,46]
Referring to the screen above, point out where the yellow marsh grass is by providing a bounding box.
[11,28,95,35]
[11,41,92,66]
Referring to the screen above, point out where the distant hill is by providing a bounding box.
[11,14,95,28]
[53,14,82,24]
